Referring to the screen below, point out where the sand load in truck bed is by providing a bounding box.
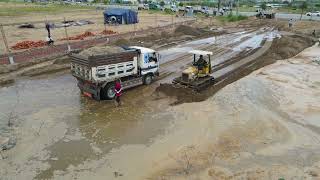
[70,46,138,67]
[79,46,126,57]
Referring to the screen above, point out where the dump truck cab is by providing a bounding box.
[129,46,160,78]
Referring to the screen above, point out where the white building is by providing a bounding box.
[122,0,138,4]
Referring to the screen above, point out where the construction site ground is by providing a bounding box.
[0,3,187,54]
[0,17,320,180]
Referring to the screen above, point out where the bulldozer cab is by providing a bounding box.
[190,50,213,77]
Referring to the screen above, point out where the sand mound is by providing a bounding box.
[174,25,203,36]
[264,34,314,60]
[79,46,125,57]
[274,20,320,37]
[113,39,130,46]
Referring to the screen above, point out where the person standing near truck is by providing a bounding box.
[45,23,54,45]
[114,80,122,106]
[288,19,293,28]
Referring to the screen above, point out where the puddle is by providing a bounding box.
[184,37,216,45]
[36,140,95,179]
[232,34,265,52]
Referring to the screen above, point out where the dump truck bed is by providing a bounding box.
[69,50,139,82]
[69,50,138,67]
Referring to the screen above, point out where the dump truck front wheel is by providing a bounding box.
[101,83,115,100]
[143,74,153,85]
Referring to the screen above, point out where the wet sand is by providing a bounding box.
[50,44,320,180]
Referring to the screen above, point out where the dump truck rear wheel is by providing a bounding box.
[101,83,115,100]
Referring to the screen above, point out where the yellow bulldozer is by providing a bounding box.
[173,50,215,91]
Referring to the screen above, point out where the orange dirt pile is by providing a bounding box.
[60,31,95,41]
[11,40,46,50]
[100,30,117,35]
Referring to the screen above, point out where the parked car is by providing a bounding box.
[138,4,149,10]
[178,6,185,12]
[306,11,320,16]
[201,6,209,14]
[222,7,230,12]
[185,6,193,12]
[138,4,144,10]
[171,5,177,12]
[149,3,159,10]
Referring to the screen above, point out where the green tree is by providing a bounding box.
[160,1,165,7]
[103,0,109,5]
[179,2,183,7]
[300,1,307,20]
[260,2,267,10]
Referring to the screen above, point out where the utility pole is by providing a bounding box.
[236,0,239,16]
[0,25,14,64]
[63,17,71,52]
[171,14,174,29]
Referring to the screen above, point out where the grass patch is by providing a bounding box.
[276,7,303,14]
[0,2,95,16]
[239,6,257,12]
[147,9,175,15]
[217,14,248,22]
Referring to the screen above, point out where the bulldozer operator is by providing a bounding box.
[194,55,207,71]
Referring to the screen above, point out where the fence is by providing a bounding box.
[1,14,185,46]
[0,18,196,65]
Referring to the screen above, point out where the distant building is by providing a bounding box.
[281,0,293,3]
[122,0,138,4]
[256,0,293,2]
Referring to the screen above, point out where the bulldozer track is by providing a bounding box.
[159,32,244,69]
[211,46,261,71]
[211,40,273,87]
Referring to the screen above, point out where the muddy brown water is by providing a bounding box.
[0,75,174,179]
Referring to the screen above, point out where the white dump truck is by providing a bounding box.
[70,46,160,100]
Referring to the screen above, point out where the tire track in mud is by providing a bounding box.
[213,40,273,84]
[159,33,242,67]
[157,32,316,105]
[156,34,275,104]
[156,28,272,83]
